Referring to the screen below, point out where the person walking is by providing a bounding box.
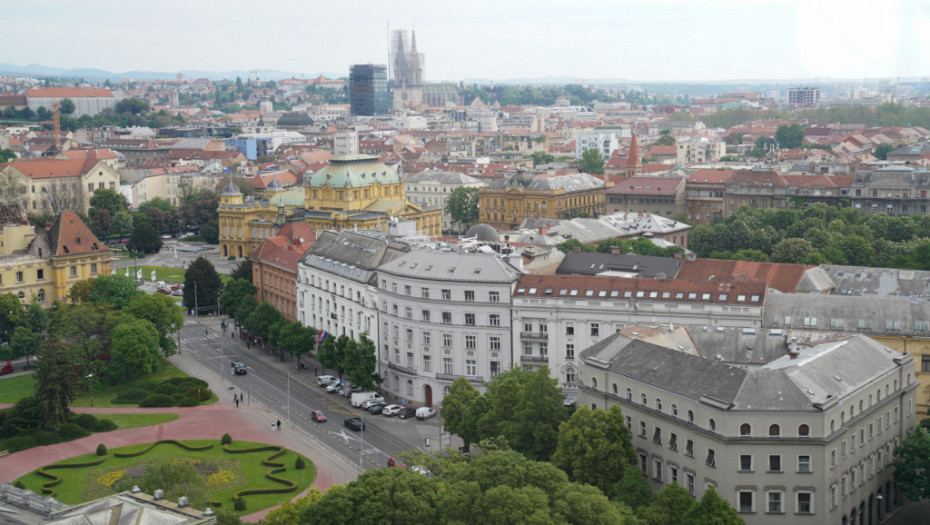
[235,397,239,408]
[276,419,281,431]
[271,421,276,432]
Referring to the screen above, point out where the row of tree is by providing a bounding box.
[556,237,686,258]
[689,203,930,269]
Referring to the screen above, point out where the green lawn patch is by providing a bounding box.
[16,439,315,516]
[72,361,216,408]
[95,413,179,430]
[0,374,36,404]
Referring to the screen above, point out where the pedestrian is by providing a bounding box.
[205,328,208,336]
[235,397,239,408]
[271,421,276,432]
[276,419,281,431]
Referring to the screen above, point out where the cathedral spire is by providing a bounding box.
[626,132,642,176]
[408,30,422,86]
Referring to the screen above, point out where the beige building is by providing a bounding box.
[404,170,485,231]
[0,150,121,215]
[131,166,214,207]
[677,136,726,165]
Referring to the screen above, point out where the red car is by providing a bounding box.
[0,361,12,375]
[387,456,407,468]
[156,288,171,295]
[310,410,327,423]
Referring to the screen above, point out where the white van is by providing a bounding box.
[416,407,437,420]
[156,281,167,290]
[316,375,337,387]
[351,392,384,408]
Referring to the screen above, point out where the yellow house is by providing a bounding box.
[218,180,305,259]
[0,210,111,304]
[303,154,441,236]
[479,171,610,231]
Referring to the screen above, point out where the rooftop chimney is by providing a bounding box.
[154,489,164,500]
[573,246,581,252]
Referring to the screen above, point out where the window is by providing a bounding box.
[464,290,474,301]
[488,291,499,302]
[404,285,411,296]
[767,492,782,513]
[566,344,574,359]
[831,449,836,467]
[465,335,476,349]
[709,418,716,432]
[654,459,663,481]
[443,358,453,374]
[653,427,662,445]
[69,266,77,277]
[685,439,694,457]
[670,466,678,484]
[656,398,663,411]
[442,312,452,324]
[671,404,679,417]
[798,455,811,473]
[16,271,23,282]
[489,314,500,326]
[740,454,752,472]
[798,424,810,437]
[739,491,754,513]
[422,310,431,322]
[466,359,476,376]
[769,455,781,472]
[491,361,501,377]
[443,333,453,347]
[423,355,431,372]
[441,289,451,300]
[796,492,812,514]
[465,313,475,326]
[392,283,397,293]
[405,329,414,343]
[565,323,574,335]
[36,269,44,280]
[669,432,677,450]
[641,393,647,405]
[639,454,648,475]
[489,336,500,351]
[687,410,694,423]
[686,473,695,496]
[405,307,413,319]
[640,421,647,437]
[523,343,533,355]
[769,424,781,437]
[706,449,716,467]
[740,423,752,436]
[421,287,430,299]
[590,323,599,336]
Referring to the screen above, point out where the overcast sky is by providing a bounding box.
[10,0,930,82]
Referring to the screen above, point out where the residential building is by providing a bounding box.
[575,125,631,159]
[349,64,391,116]
[130,165,210,207]
[725,171,789,216]
[250,221,316,322]
[555,252,682,278]
[850,166,930,216]
[677,259,820,294]
[376,249,521,406]
[788,87,822,106]
[605,175,687,218]
[784,175,853,208]
[334,126,359,156]
[578,330,915,525]
[297,230,410,343]
[0,149,121,215]
[404,170,485,231]
[677,136,726,164]
[25,87,118,117]
[511,274,766,395]
[303,155,442,236]
[686,169,732,224]
[479,172,609,231]
[0,210,110,305]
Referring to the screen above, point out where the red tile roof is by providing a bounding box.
[678,258,813,293]
[513,274,765,305]
[648,145,677,156]
[688,169,733,184]
[249,171,298,190]
[606,176,683,195]
[48,210,106,257]
[6,158,87,179]
[0,94,27,106]
[26,88,114,99]
[728,171,788,187]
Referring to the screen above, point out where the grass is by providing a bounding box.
[0,374,36,404]
[71,361,218,408]
[15,439,315,516]
[95,413,179,430]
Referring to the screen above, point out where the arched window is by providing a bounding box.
[671,404,678,417]
[17,291,24,299]
[655,398,662,411]
[769,424,780,437]
[739,423,752,436]
[841,413,846,425]
[626,388,632,402]
[592,377,597,389]
[831,420,836,432]
[406,379,413,395]
[37,289,45,302]
[798,424,810,437]
[859,400,863,412]
[612,383,618,395]
[443,386,450,396]
[641,393,647,405]
[687,410,694,423]
[709,419,716,432]
[565,367,575,384]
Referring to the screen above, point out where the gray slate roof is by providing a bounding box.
[556,252,682,278]
[378,250,522,283]
[405,170,482,185]
[300,230,410,283]
[821,264,930,297]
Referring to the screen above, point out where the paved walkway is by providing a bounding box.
[0,383,356,522]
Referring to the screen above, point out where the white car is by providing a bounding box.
[382,404,403,416]
[325,381,342,393]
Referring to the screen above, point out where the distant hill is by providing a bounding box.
[0,63,343,82]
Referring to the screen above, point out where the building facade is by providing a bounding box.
[250,221,315,322]
[575,125,630,160]
[685,169,733,224]
[479,172,609,231]
[404,170,485,231]
[850,166,930,216]
[677,137,726,165]
[0,150,121,215]
[605,175,687,217]
[217,182,304,259]
[26,88,118,117]
[725,171,790,216]
[788,87,822,106]
[578,331,915,525]
[376,250,521,406]
[349,64,391,116]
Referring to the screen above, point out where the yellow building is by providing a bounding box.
[0,210,111,304]
[868,335,930,422]
[303,154,441,236]
[479,171,610,231]
[218,180,304,259]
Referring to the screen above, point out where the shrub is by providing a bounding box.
[295,456,305,470]
[13,480,25,489]
[73,414,98,430]
[2,436,35,452]
[32,430,60,446]
[92,419,118,432]
[140,394,176,407]
[96,443,108,456]
[112,388,151,404]
[233,495,246,511]
[184,387,212,402]
[177,397,198,407]
[156,383,182,396]
[57,423,90,440]
[221,433,232,445]
[228,256,236,261]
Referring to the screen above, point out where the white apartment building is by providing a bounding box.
[26,88,119,118]
[376,249,521,406]
[575,125,632,159]
[677,136,727,165]
[578,331,916,525]
[296,231,410,343]
[404,170,485,231]
[511,274,767,397]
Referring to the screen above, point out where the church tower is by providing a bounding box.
[391,29,424,110]
[625,133,642,177]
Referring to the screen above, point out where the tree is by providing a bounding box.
[125,293,184,357]
[345,334,380,390]
[76,274,143,309]
[446,186,480,231]
[681,486,744,525]
[638,483,697,525]
[529,151,555,167]
[771,237,814,264]
[892,427,930,501]
[200,219,219,244]
[0,148,16,163]
[580,148,605,174]
[59,98,75,115]
[609,469,654,511]
[183,257,223,314]
[127,222,163,253]
[276,322,316,367]
[108,315,162,381]
[551,483,630,525]
[442,378,481,442]
[115,97,150,115]
[113,209,134,237]
[873,143,896,160]
[264,488,324,525]
[9,326,40,363]
[0,292,26,343]
[0,165,27,207]
[244,301,283,342]
[34,334,79,431]
[551,404,636,495]
[220,278,256,317]
[775,123,805,149]
[234,294,258,325]
[655,135,676,146]
[230,259,253,283]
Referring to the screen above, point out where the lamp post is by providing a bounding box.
[86,374,94,407]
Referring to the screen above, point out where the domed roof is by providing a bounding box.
[306,155,400,188]
[276,112,313,128]
[222,180,242,195]
[465,223,499,242]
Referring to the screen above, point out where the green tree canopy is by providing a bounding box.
[34,334,79,431]
[682,486,744,525]
[115,97,150,115]
[89,188,129,217]
[59,98,75,115]
[580,148,605,174]
[220,278,257,317]
[445,186,480,231]
[244,301,283,341]
[344,334,380,390]
[108,315,162,381]
[124,293,184,357]
[442,378,481,441]
[655,134,676,146]
[775,123,805,149]
[892,427,930,501]
[276,321,316,366]
[872,143,896,160]
[127,221,163,253]
[230,259,253,283]
[529,151,555,167]
[183,257,223,314]
[551,404,636,495]
[75,274,143,309]
[0,293,27,343]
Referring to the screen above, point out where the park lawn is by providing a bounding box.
[95,413,179,430]
[15,439,315,516]
[0,373,36,403]
[72,361,217,408]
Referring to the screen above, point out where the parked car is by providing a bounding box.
[397,407,417,420]
[156,288,171,295]
[232,362,247,375]
[416,407,437,420]
[368,403,386,415]
[359,399,382,410]
[316,375,337,386]
[343,385,362,398]
[325,381,342,393]
[335,385,346,396]
[382,404,403,416]
[351,392,384,407]
[170,283,180,291]
[344,417,365,431]
[387,456,407,468]
[0,361,13,375]
[170,290,182,297]
[310,410,327,423]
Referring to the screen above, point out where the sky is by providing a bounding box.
[9,0,930,82]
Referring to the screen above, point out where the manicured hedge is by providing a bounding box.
[113,439,214,458]
[36,457,107,497]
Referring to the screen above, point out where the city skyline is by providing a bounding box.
[8,0,930,83]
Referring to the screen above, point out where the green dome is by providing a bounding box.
[306,154,400,188]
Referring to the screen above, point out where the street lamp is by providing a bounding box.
[86,374,94,407]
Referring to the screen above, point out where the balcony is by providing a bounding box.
[520,354,549,364]
[520,331,548,341]
[387,361,415,375]
[435,373,485,383]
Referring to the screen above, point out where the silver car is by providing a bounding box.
[382,404,403,416]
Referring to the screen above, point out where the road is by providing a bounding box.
[176,315,458,473]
